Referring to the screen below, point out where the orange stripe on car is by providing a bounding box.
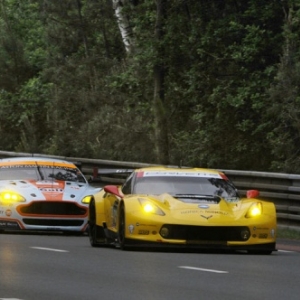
[0,161,76,168]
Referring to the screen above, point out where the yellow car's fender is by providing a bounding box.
[93,189,106,227]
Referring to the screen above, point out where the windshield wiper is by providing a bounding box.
[35,162,44,180]
[173,194,215,198]
[172,194,220,201]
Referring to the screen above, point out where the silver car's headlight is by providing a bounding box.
[0,191,26,202]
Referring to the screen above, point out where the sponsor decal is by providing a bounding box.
[181,209,228,215]
[135,223,157,227]
[0,164,34,169]
[141,171,222,178]
[253,226,269,231]
[39,188,63,192]
[128,224,134,234]
[181,210,199,214]
[201,210,228,215]
[35,180,59,186]
[5,209,12,217]
[259,233,268,239]
[0,162,75,170]
[0,221,19,228]
[138,230,150,235]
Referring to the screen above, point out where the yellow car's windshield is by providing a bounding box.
[133,176,238,200]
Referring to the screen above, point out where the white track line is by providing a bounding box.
[31,246,68,252]
[179,266,228,273]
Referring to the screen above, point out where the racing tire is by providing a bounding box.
[62,231,85,236]
[118,204,127,250]
[88,199,105,247]
[247,250,273,255]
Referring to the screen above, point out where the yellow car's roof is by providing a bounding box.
[136,166,221,174]
[134,166,226,179]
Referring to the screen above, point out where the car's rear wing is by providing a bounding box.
[89,167,134,184]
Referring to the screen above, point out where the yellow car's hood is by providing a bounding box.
[143,193,254,225]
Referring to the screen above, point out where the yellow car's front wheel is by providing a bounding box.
[88,199,105,247]
[118,204,127,250]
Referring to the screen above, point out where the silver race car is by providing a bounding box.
[0,157,100,234]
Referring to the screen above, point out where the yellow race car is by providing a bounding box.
[88,166,277,254]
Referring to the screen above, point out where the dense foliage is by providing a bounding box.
[0,0,299,172]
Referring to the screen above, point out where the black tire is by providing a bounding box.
[247,250,273,255]
[118,204,127,250]
[62,231,85,236]
[89,199,105,247]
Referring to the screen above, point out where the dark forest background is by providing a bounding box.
[1,0,300,173]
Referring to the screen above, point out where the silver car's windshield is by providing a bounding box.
[0,166,86,183]
[133,176,238,200]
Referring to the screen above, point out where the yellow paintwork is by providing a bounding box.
[92,166,277,248]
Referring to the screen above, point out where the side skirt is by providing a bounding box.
[103,223,118,246]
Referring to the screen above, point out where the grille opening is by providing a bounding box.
[160,224,250,242]
[19,202,87,216]
[23,219,85,226]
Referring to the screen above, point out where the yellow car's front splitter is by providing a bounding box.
[122,216,276,253]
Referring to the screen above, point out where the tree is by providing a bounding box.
[163,0,284,170]
[152,0,169,164]
[112,0,135,53]
[266,1,300,172]
[0,0,296,172]
[111,0,170,163]
[0,0,50,151]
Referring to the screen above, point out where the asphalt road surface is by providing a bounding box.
[0,232,299,300]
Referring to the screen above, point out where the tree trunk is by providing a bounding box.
[153,0,169,164]
[76,0,89,58]
[112,0,134,53]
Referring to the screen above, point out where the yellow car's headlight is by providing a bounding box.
[246,202,262,218]
[82,195,92,204]
[138,198,165,216]
[143,203,155,213]
[0,191,26,202]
